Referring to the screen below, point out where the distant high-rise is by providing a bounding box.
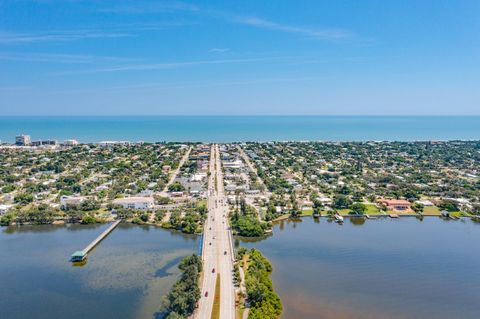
[31,140,57,146]
[15,135,31,146]
[64,139,79,146]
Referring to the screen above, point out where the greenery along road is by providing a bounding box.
[239,248,282,319]
[162,254,202,319]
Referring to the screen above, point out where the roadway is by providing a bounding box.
[237,145,270,197]
[195,144,235,319]
[159,145,192,196]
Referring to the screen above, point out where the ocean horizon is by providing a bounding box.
[1,115,479,143]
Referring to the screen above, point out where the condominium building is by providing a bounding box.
[15,135,31,146]
[64,139,79,146]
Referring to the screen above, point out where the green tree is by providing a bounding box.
[168,182,185,192]
[438,200,459,212]
[332,195,352,209]
[14,193,34,205]
[350,203,366,215]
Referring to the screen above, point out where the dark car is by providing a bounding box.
[224,251,227,255]
[212,268,215,273]
[205,291,208,297]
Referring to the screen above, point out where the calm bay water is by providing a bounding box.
[0,116,479,143]
[0,223,198,319]
[238,217,480,319]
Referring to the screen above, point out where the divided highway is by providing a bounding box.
[195,144,235,319]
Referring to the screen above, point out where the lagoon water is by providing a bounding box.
[1,116,479,143]
[238,217,480,319]
[0,223,198,319]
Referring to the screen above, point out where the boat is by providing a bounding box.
[334,214,344,223]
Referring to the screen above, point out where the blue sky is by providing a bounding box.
[0,0,479,115]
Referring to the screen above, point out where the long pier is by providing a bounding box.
[70,220,121,262]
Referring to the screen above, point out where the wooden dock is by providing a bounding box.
[71,220,121,262]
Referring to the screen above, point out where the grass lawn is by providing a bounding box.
[422,206,441,216]
[197,199,207,208]
[273,213,291,222]
[450,211,470,217]
[337,209,351,216]
[211,274,221,319]
[364,204,384,215]
[300,208,313,217]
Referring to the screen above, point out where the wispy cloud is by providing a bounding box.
[99,1,199,14]
[208,48,230,53]
[234,16,352,40]
[0,86,27,90]
[0,30,132,44]
[44,75,329,94]
[56,57,274,74]
[0,52,138,64]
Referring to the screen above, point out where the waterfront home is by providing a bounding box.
[321,196,333,205]
[378,199,412,212]
[113,197,154,210]
[416,199,434,206]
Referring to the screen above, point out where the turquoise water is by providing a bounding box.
[0,116,479,143]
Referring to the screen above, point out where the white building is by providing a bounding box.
[15,134,31,146]
[99,141,130,147]
[416,199,434,206]
[60,195,87,208]
[113,197,154,210]
[0,204,13,215]
[64,139,79,146]
[190,173,207,182]
[223,159,243,169]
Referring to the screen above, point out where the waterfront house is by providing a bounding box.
[416,199,434,206]
[378,199,412,212]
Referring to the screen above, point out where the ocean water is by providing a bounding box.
[0,116,479,143]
